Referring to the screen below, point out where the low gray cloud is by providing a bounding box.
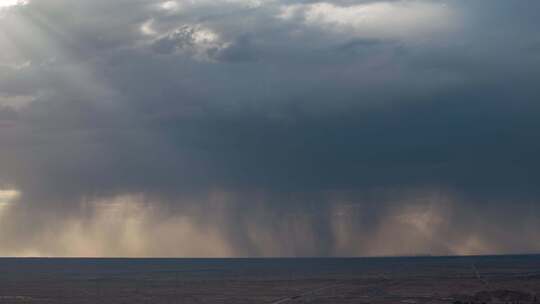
[0,0,539,257]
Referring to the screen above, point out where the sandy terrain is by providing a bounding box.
[0,256,539,303]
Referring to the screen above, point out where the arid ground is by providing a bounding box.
[0,256,539,303]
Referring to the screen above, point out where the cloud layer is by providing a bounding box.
[0,0,539,257]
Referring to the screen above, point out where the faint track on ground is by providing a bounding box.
[268,283,342,304]
[471,262,490,287]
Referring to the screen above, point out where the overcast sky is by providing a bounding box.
[0,0,539,257]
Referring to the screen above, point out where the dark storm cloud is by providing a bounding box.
[0,0,539,256]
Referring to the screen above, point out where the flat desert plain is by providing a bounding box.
[0,256,539,303]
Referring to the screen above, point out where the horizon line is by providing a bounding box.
[1,253,539,259]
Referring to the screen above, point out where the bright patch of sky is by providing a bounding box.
[0,0,28,9]
[279,1,456,38]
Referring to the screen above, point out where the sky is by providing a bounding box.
[0,0,539,257]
